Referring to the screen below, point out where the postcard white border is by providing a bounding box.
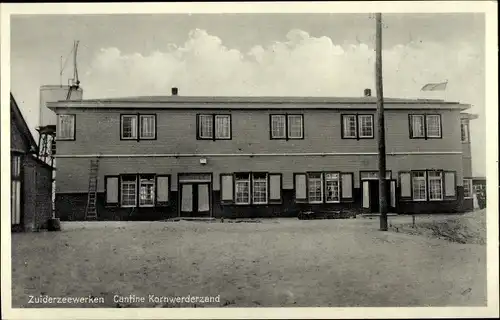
[1,2,498,319]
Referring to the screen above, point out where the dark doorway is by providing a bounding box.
[368,180,392,213]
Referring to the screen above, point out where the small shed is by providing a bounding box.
[11,93,54,232]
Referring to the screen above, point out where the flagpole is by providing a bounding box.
[376,13,388,231]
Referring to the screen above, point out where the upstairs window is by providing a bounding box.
[342,115,357,138]
[409,114,442,139]
[426,115,442,138]
[270,114,304,139]
[140,115,156,139]
[197,114,231,140]
[461,119,469,142]
[358,115,374,138]
[341,114,374,139]
[287,115,304,139]
[121,115,138,140]
[121,114,156,140]
[270,115,286,139]
[57,114,75,140]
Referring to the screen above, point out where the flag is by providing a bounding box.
[421,81,448,91]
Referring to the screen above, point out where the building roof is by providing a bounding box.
[460,113,479,120]
[47,95,471,110]
[10,93,38,153]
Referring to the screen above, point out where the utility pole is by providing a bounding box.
[375,13,388,231]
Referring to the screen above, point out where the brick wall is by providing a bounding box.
[22,156,53,231]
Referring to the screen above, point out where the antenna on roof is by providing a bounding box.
[66,40,81,100]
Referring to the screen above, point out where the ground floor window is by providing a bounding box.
[139,175,155,207]
[428,171,443,201]
[308,173,323,203]
[121,176,137,207]
[252,173,268,204]
[235,173,251,204]
[325,173,340,203]
[401,169,451,202]
[412,171,427,201]
[463,178,473,199]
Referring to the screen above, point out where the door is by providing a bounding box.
[180,183,211,217]
[367,180,392,213]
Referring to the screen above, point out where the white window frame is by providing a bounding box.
[412,171,427,201]
[252,173,268,204]
[287,115,304,139]
[270,115,286,139]
[198,114,213,139]
[57,114,76,140]
[139,115,156,139]
[235,174,251,205]
[428,171,444,201]
[215,115,231,140]
[426,115,442,138]
[121,115,138,140]
[461,120,469,142]
[325,173,340,203]
[198,114,231,140]
[342,115,357,138]
[358,115,374,138]
[410,114,425,138]
[120,175,137,207]
[139,175,155,207]
[308,173,324,204]
[463,178,473,199]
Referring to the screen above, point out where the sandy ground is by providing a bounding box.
[389,210,487,244]
[11,217,486,308]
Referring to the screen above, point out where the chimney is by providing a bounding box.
[171,87,178,96]
[364,88,371,97]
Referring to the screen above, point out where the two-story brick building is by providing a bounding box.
[47,88,477,220]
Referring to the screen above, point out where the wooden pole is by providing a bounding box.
[376,13,388,231]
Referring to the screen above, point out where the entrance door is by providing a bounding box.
[367,180,393,213]
[180,182,211,217]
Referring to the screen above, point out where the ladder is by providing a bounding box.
[84,159,99,220]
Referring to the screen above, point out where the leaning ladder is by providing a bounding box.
[84,158,100,220]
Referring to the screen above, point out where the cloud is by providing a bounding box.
[83,28,483,103]
[82,28,485,175]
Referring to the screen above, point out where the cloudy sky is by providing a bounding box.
[10,13,485,175]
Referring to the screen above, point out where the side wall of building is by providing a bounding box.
[23,156,53,231]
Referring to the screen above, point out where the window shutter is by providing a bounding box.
[444,172,456,197]
[221,174,234,201]
[105,177,119,205]
[295,174,307,201]
[157,176,170,203]
[390,180,396,208]
[399,172,411,198]
[269,174,281,201]
[341,173,353,199]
